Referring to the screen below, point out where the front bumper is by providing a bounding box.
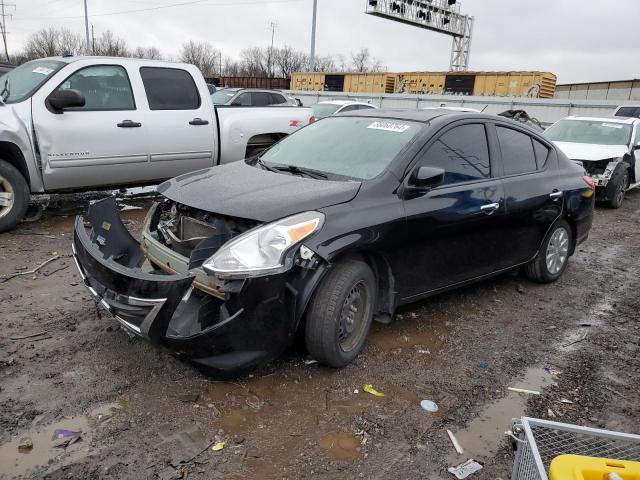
[72,197,324,376]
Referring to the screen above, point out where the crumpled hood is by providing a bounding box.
[157,161,361,222]
[553,141,628,161]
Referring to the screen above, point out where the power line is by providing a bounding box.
[13,0,306,22]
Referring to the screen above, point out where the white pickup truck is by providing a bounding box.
[0,56,314,232]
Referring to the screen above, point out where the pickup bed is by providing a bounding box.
[0,56,314,232]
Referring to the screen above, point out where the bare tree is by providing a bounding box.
[351,48,371,73]
[240,47,267,77]
[314,54,336,72]
[179,40,220,77]
[223,56,240,77]
[274,46,307,78]
[131,46,162,60]
[23,27,83,60]
[94,30,128,57]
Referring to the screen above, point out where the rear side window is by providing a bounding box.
[251,92,272,106]
[533,139,550,168]
[269,93,287,104]
[420,123,491,185]
[497,126,537,176]
[615,106,640,118]
[139,67,200,110]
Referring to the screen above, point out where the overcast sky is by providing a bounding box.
[8,0,640,84]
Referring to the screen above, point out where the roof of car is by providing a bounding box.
[318,100,374,106]
[337,107,494,122]
[563,116,638,124]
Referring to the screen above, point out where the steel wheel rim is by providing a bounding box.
[546,227,569,275]
[338,280,369,352]
[0,175,14,219]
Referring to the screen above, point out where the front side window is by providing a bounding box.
[211,89,236,104]
[497,126,537,176]
[233,92,251,106]
[60,65,134,111]
[544,119,632,146]
[140,67,200,110]
[311,103,340,119]
[0,59,65,104]
[259,116,423,180]
[420,124,491,185]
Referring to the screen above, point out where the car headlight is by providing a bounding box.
[202,211,324,279]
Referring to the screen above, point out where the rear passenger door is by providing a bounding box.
[400,121,507,298]
[139,66,214,179]
[492,123,562,267]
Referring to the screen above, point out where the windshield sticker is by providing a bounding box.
[601,123,623,129]
[32,66,55,75]
[367,121,412,133]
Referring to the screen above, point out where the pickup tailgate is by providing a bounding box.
[214,106,313,164]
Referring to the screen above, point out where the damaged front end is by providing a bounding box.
[579,158,621,188]
[72,197,327,377]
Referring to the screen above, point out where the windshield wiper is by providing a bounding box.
[273,165,328,180]
[256,157,279,173]
[0,78,9,104]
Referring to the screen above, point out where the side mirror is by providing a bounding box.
[46,89,85,113]
[407,166,445,190]
[295,98,303,107]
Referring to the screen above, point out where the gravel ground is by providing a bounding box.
[0,190,638,480]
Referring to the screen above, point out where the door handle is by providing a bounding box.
[189,118,209,126]
[549,190,563,200]
[117,120,142,128]
[480,202,500,214]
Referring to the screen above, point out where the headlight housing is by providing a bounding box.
[202,211,324,279]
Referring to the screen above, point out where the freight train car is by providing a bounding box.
[291,70,557,98]
[208,76,291,90]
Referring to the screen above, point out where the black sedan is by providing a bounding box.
[72,109,595,377]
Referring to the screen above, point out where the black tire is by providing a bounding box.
[0,159,29,233]
[605,165,629,209]
[524,219,572,283]
[305,258,375,368]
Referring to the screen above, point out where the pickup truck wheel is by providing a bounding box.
[524,219,572,283]
[605,166,629,209]
[305,259,375,368]
[0,159,29,233]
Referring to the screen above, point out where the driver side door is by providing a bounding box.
[33,63,151,190]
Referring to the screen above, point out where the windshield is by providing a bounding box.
[0,59,65,103]
[311,103,341,119]
[211,89,236,104]
[545,119,632,146]
[259,117,423,180]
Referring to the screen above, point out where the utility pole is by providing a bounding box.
[309,0,317,72]
[91,24,95,55]
[0,0,15,62]
[83,0,90,54]
[268,21,277,77]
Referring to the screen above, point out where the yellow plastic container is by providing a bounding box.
[549,454,640,480]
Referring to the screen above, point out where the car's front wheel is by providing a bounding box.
[0,159,29,233]
[605,164,629,209]
[305,258,375,368]
[524,219,572,283]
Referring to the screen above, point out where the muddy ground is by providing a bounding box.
[0,190,638,480]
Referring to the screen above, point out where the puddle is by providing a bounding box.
[318,431,361,460]
[369,319,447,354]
[0,416,90,478]
[447,366,555,463]
[0,401,123,478]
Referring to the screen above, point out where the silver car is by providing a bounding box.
[211,88,298,107]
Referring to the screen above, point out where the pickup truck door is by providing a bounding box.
[32,62,154,191]
[138,65,215,177]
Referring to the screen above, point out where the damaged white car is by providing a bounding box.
[545,116,640,208]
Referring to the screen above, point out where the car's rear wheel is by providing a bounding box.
[524,219,572,283]
[305,258,375,368]
[0,159,29,233]
[605,165,629,209]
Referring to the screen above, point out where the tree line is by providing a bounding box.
[9,27,387,77]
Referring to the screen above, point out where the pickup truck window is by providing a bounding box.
[139,67,200,110]
[0,59,65,104]
[59,65,135,111]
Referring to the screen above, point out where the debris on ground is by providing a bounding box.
[362,384,385,397]
[17,437,33,452]
[507,387,541,395]
[446,429,464,454]
[211,441,226,452]
[420,399,439,412]
[51,429,82,448]
[0,255,60,283]
[448,459,483,479]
